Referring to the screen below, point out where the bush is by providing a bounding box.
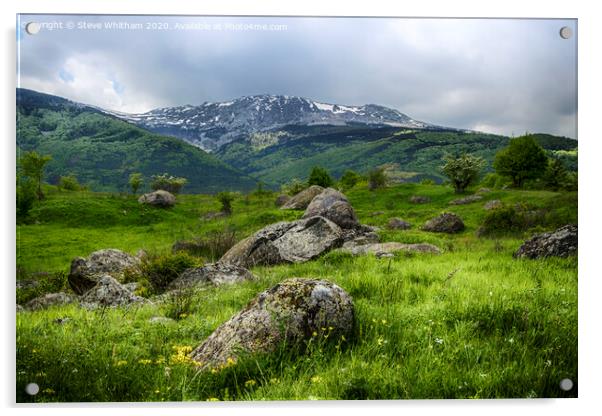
[16,271,70,305]
[137,252,200,293]
[16,178,37,220]
[339,170,361,190]
[162,289,196,321]
[441,153,485,193]
[172,228,238,260]
[58,175,81,191]
[367,167,387,190]
[493,135,548,187]
[308,166,334,188]
[150,173,187,195]
[281,178,307,196]
[420,178,436,185]
[216,191,236,214]
[129,173,143,194]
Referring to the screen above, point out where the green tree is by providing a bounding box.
[20,151,52,200]
[58,175,81,191]
[129,173,144,194]
[339,170,361,190]
[16,177,37,220]
[151,173,187,195]
[493,135,548,187]
[216,192,235,214]
[441,153,486,194]
[542,158,568,191]
[307,166,334,188]
[367,167,387,191]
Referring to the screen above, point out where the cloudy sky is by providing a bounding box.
[17,15,577,138]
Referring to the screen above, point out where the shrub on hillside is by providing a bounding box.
[339,170,361,190]
[16,178,37,221]
[308,166,334,188]
[216,191,236,214]
[281,178,308,196]
[135,252,200,292]
[16,271,69,305]
[58,175,82,191]
[441,153,485,193]
[367,167,387,190]
[493,135,548,187]
[150,173,187,195]
[172,229,238,260]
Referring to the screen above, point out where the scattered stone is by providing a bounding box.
[122,282,139,292]
[220,217,344,268]
[449,195,483,205]
[422,213,465,233]
[16,279,40,290]
[484,200,503,210]
[281,185,324,210]
[25,292,76,311]
[190,278,354,370]
[167,263,256,290]
[203,211,228,220]
[136,249,148,260]
[138,190,176,207]
[80,275,145,309]
[339,242,441,256]
[149,316,176,324]
[410,195,431,204]
[514,225,577,259]
[477,188,492,194]
[387,218,412,230]
[275,194,291,207]
[53,317,72,325]
[369,211,385,217]
[302,188,359,229]
[68,249,141,295]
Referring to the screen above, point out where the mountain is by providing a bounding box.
[104,94,436,152]
[16,88,258,193]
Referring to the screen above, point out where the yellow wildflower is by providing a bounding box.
[138,359,152,365]
[211,368,219,374]
[115,360,127,367]
[155,357,166,365]
[312,331,318,337]
[381,319,387,325]
[311,376,322,383]
[207,397,220,402]
[245,379,257,388]
[42,388,55,395]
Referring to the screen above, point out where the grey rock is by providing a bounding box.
[203,211,228,220]
[25,292,76,311]
[220,216,344,268]
[449,195,483,205]
[138,190,176,207]
[514,225,577,259]
[484,200,503,210]
[16,279,40,290]
[422,213,465,233]
[477,188,492,194]
[387,218,412,230]
[410,195,431,204]
[68,249,141,295]
[16,304,24,313]
[149,316,176,324]
[368,211,385,217]
[167,263,256,290]
[122,282,139,292]
[190,278,354,370]
[281,185,324,210]
[80,275,145,309]
[302,188,359,229]
[275,194,291,207]
[339,242,441,256]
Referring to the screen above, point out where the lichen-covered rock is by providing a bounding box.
[80,275,145,309]
[275,194,291,207]
[422,213,465,233]
[280,185,324,210]
[68,249,141,295]
[190,278,354,369]
[484,200,503,210]
[16,304,24,313]
[167,263,256,290]
[24,292,77,311]
[410,195,431,204]
[302,188,359,229]
[138,190,176,207]
[387,218,412,230]
[220,217,343,268]
[514,225,577,259]
[340,241,441,256]
[449,195,483,205]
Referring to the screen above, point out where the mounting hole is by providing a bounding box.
[25,383,39,395]
[559,26,572,39]
[559,378,574,391]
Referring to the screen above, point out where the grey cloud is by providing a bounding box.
[18,15,577,138]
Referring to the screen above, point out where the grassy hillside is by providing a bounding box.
[16,183,577,401]
[215,126,577,187]
[16,89,258,194]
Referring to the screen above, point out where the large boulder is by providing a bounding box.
[339,241,441,256]
[449,195,483,205]
[302,188,359,229]
[68,249,141,295]
[138,190,176,208]
[220,217,344,268]
[167,263,256,290]
[190,278,354,369]
[387,218,412,230]
[514,225,577,259]
[80,275,145,309]
[24,292,77,311]
[280,185,324,210]
[422,213,465,233]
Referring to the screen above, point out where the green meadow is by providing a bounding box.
[16,183,577,401]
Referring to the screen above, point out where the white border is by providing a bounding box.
[2,1,599,415]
